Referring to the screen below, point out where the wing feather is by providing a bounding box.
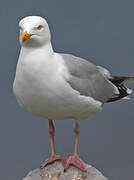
[61,53,117,103]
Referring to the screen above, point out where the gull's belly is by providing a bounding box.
[13,72,102,120]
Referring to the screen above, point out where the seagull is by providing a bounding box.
[13,16,134,171]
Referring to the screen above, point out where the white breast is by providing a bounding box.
[13,49,102,120]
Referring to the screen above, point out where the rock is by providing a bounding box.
[22,162,109,180]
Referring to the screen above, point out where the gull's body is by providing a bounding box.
[13,47,103,120]
[13,16,134,171]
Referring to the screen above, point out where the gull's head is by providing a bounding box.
[19,16,51,47]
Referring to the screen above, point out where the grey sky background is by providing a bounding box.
[0,0,134,179]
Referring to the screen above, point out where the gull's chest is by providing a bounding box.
[14,55,63,96]
[13,53,77,118]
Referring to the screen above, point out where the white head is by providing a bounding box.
[19,16,51,47]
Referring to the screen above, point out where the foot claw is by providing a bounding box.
[40,155,63,169]
[62,155,86,172]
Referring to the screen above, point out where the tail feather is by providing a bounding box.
[107,76,134,103]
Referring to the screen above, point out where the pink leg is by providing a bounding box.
[40,120,63,169]
[62,121,86,171]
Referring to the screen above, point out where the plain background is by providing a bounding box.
[0,0,134,179]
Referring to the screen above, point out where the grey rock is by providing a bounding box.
[22,162,109,180]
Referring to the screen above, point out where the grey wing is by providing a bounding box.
[61,53,118,103]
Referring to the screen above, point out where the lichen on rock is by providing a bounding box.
[22,162,109,180]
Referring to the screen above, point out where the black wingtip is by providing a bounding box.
[107,76,134,103]
[109,76,134,84]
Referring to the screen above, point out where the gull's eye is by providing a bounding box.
[37,25,43,30]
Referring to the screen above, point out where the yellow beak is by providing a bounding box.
[21,31,32,42]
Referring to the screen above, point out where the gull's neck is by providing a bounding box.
[20,41,54,57]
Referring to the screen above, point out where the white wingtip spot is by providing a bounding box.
[127,88,133,94]
[123,96,130,100]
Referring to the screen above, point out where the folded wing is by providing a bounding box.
[61,54,118,103]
